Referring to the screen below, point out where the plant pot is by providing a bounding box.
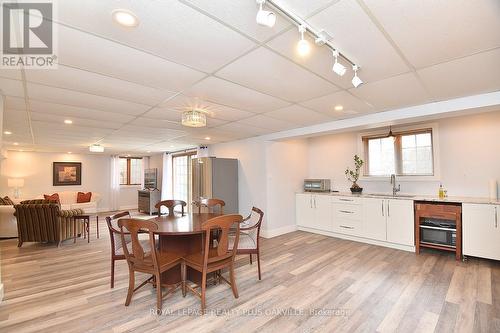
[350,186,363,194]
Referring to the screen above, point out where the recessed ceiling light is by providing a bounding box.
[67,152,72,154]
[147,150,151,153]
[13,142,19,145]
[19,149,24,152]
[170,145,175,148]
[204,137,211,140]
[112,9,139,27]
[3,131,12,135]
[64,119,73,124]
[334,105,343,111]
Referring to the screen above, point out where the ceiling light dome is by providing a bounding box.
[112,9,139,27]
[182,109,207,128]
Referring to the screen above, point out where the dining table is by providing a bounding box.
[148,212,221,286]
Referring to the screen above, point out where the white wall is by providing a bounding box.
[0,151,149,211]
[209,138,308,237]
[308,110,500,197]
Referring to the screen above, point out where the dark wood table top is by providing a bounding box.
[148,213,221,235]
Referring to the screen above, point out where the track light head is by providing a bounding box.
[352,65,363,88]
[297,25,310,56]
[332,50,346,76]
[256,0,276,27]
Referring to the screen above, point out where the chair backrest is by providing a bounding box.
[155,200,186,216]
[105,211,131,255]
[202,214,242,264]
[117,218,158,270]
[195,198,225,214]
[14,202,61,242]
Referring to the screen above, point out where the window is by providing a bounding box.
[119,157,143,185]
[172,151,197,211]
[363,129,434,176]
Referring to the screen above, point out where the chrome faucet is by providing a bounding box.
[390,174,401,196]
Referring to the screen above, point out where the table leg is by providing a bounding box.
[87,218,90,243]
[96,216,99,239]
[73,217,77,243]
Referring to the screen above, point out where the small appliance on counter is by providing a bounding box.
[304,179,331,192]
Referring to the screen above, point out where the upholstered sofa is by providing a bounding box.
[14,200,84,247]
[36,191,101,213]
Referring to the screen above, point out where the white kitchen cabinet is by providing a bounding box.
[463,203,500,261]
[386,199,415,246]
[296,193,333,231]
[363,198,387,241]
[332,201,363,236]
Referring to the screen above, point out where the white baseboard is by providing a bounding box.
[260,225,297,239]
[297,226,415,252]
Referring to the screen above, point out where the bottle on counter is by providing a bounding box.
[438,184,445,199]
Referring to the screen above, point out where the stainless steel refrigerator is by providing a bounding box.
[191,157,239,214]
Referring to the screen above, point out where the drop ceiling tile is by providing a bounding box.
[0,68,22,80]
[25,65,176,105]
[57,25,206,91]
[264,105,333,126]
[57,1,256,72]
[307,0,409,82]
[215,122,272,136]
[116,125,187,140]
[417,48,500,101]
[266,29,352,89]
[183,0,291,42]
[142,107,185,122]
[26,83,151,115]
[29,113,123,129]
[276,0,339,18]
[130,118,185,130]
[349,72,430,110]
[238,115,297,131]
[159,95,256,121]
[300,90,373,115]
[363,0,500,68]
[184,76,290,113]
[27,100,136,123]
[217,47,338,102]
[0,77,24,98]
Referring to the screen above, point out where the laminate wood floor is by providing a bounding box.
[0,213,499,333]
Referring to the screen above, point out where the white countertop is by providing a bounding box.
[298,191,500,205]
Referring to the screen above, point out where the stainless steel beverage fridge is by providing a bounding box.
[191,157,239,214]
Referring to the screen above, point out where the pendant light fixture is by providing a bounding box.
[297,24,310,56]
[332,50,346,76]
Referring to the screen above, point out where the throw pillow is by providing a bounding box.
[3,196,14,205]
[77,192,92,203]
[44,193,60,204]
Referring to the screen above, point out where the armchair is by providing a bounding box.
[14,200,84,247]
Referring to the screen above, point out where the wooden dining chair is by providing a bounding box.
[118,218,183,312]
[105,211,131,288]
[229,207,264,280]
[155,200,187,216]
[194,198,225,214]
[181,214,243,313]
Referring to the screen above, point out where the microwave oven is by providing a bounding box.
[304,179,331,192]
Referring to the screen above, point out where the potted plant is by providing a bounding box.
[345,155,364,194]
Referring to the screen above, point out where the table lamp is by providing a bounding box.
[8,178,25,199]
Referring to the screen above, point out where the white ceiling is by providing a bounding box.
[1,0,499,155]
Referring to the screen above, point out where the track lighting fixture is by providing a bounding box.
[256,0,276,28]
[297,24,310,56]
[332,50,346,76]
[351,65,363,88]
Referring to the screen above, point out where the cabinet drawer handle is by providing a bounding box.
[340,225,354,229]
[339,210,354,214]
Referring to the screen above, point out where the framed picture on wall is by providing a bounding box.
[53,162,82,186]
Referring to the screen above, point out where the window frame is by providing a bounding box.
[119,157,143,186]
[357,123,440,182]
